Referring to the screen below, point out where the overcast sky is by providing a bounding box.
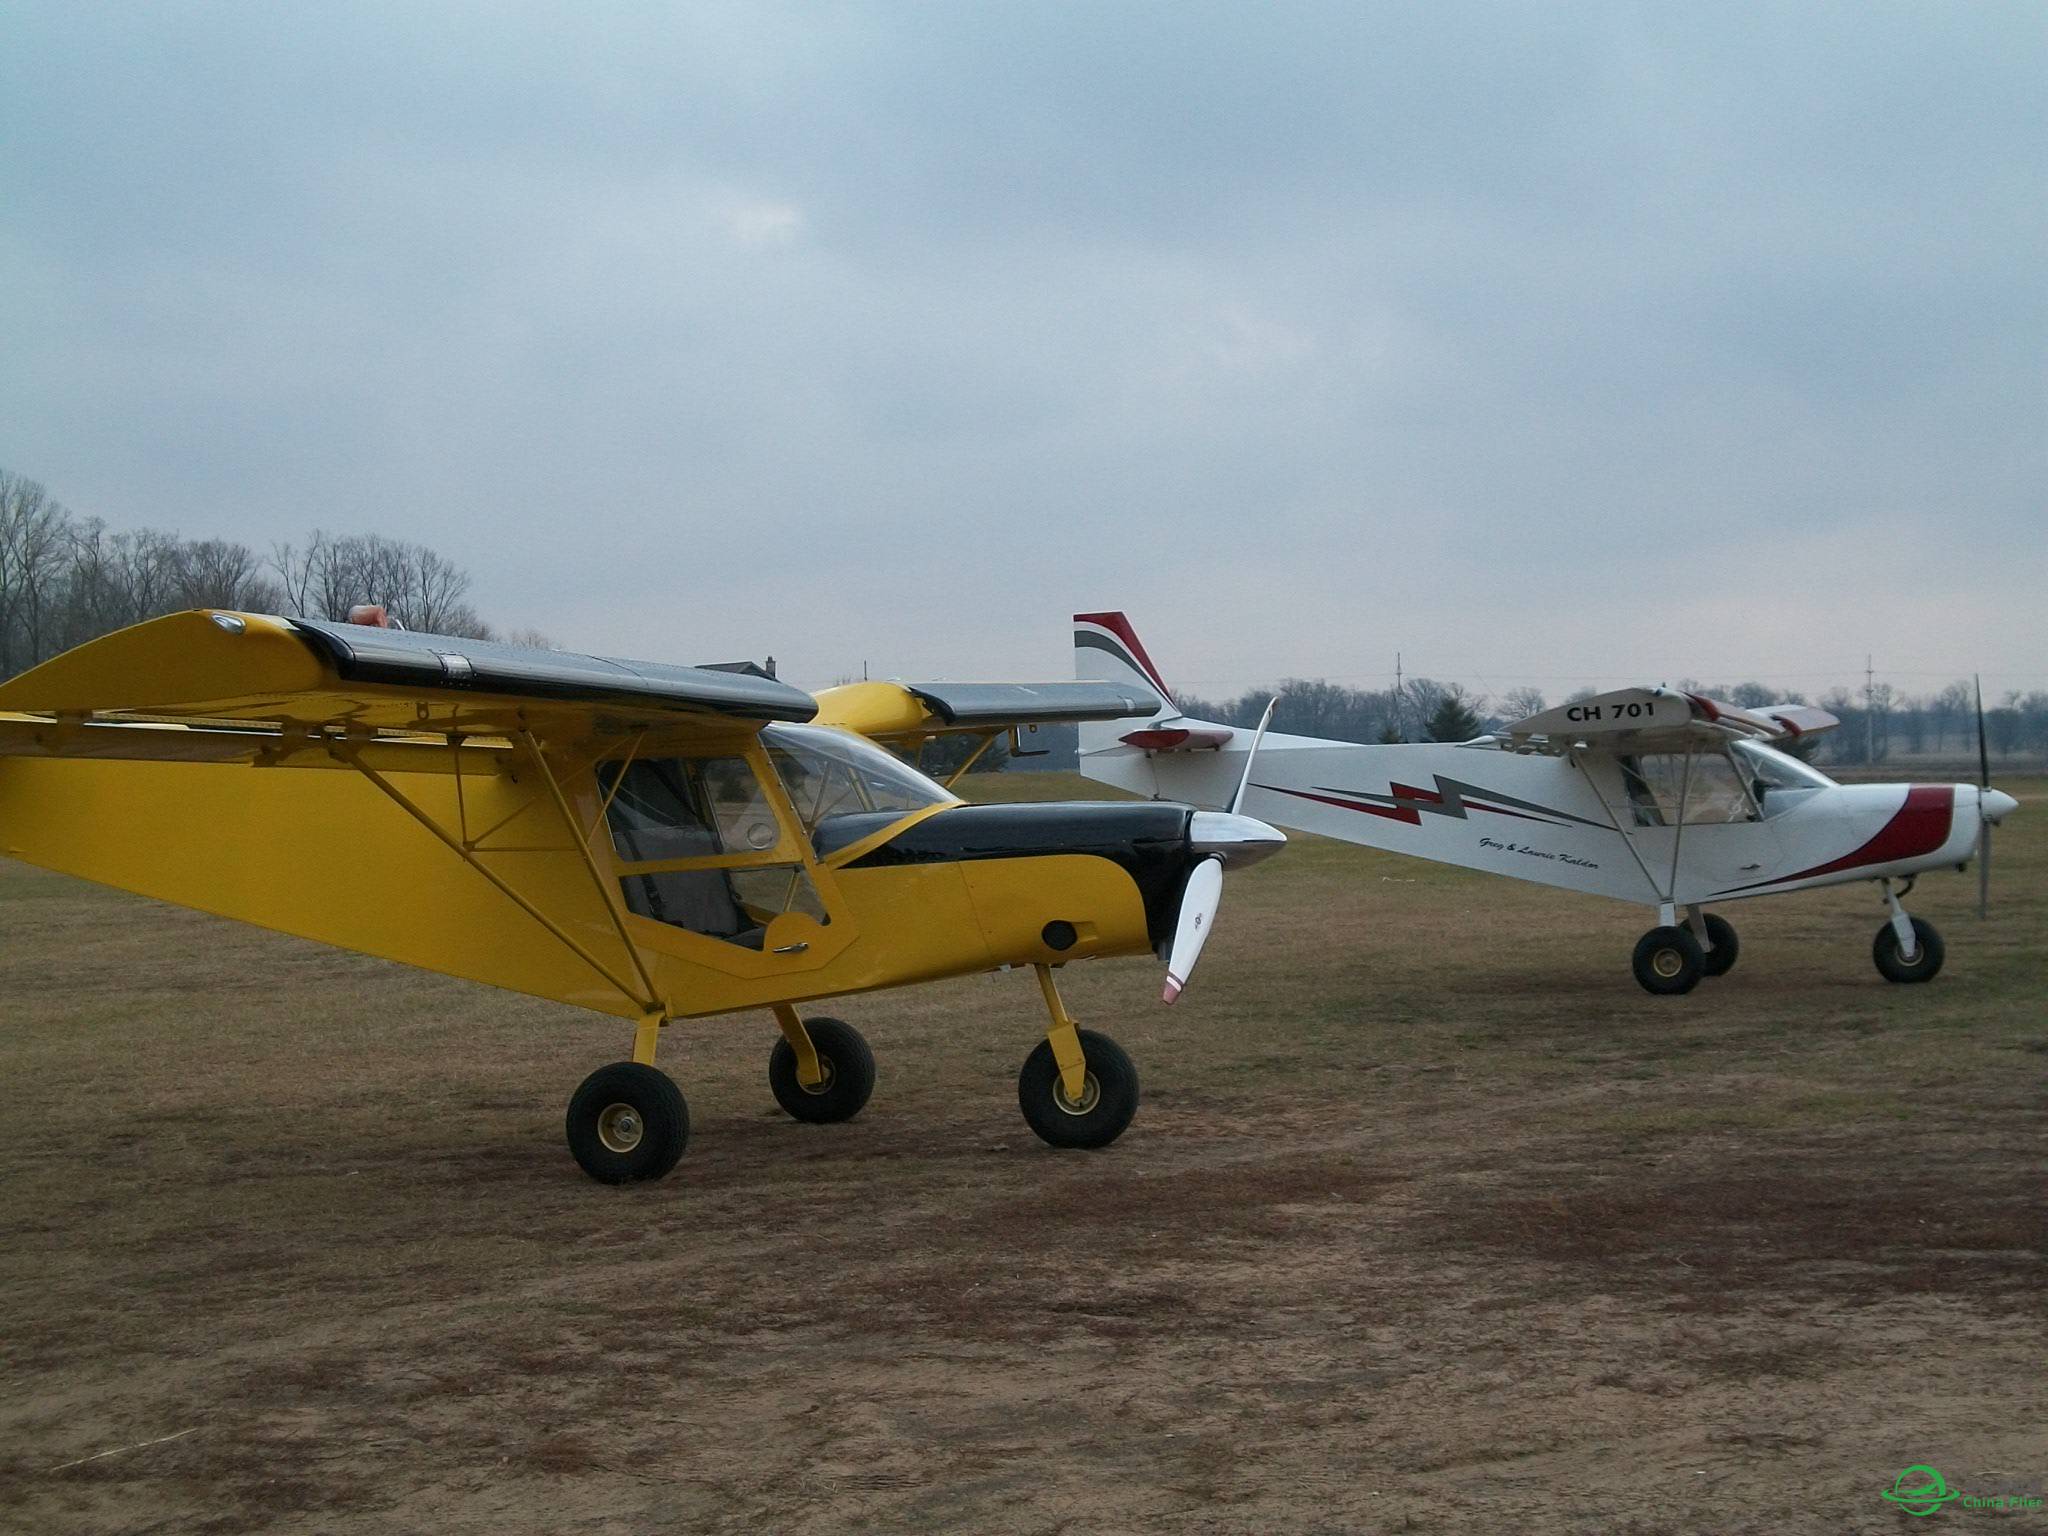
[3,2,2042,700]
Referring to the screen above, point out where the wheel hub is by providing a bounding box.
[1652,948,1684,979]
[597,1103,643,1154]
[797,1056,837,1096]
[1053,1072,1101,1116]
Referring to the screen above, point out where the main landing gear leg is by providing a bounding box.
[1017,965,1139,1149]
[566,1010,690,1184]
[1685,903,1740,978]
[1873,879,1945,983]
[767,1004,875,1123]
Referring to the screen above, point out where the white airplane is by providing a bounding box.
[1072,612,2019,994]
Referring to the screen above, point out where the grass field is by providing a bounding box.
[3,774,2043,1534]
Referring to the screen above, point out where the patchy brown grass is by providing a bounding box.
[1,774,2044,1534]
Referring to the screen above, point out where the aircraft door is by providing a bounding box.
[1616,750,1782,901]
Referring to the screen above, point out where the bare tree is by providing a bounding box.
[0,470,73,674]
[271,531,489,637]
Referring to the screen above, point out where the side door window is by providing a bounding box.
[600,755,829,948]
[1620,752,1757,827]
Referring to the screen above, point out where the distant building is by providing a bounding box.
[698,656,777,681]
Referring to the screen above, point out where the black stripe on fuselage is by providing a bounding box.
[831,801,1195,950]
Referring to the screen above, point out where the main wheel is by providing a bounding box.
[1874,918,1945,983]
[1697,913,1740,978]
[1018,1029,1139,1149]
[768,1017,876,1124]
[566,1062,689,1184]
[1632,926,1705,995]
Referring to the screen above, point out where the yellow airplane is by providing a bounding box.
[0,611,1283,1182]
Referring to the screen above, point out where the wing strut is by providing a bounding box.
[330,736,667,1020]
[1665,745,1695,904]
[515,729,665,1012]
[1570,752,1665,901]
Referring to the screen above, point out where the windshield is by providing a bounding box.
[763,723,958,837]
[1735,741,1836,792]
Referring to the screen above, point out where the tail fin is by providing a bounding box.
[1073,612,1175,709]
[1073,611,1175,765]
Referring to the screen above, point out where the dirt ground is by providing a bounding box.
[2,775,2043,1535]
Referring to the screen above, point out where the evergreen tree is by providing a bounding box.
[1426,688,1482,741]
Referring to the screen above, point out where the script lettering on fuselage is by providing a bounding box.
[1479,836,1599,869]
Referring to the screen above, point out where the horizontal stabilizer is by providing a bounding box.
[1121,725,1235,750]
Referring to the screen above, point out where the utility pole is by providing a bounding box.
[1865,653,1875,764]
[1394,651,1404,742]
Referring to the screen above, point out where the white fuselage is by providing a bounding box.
[1082,731,1986,909]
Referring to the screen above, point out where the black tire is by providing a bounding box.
[1698,913,1739,978]
[565,1062,688,1184]
[1017,1029,1139,1149]
[1631,925,1705,996]
[1873,918,1945,983]
[768,1017,876,1124]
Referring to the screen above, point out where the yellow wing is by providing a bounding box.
[813,678,1162,783]
[0,611,828,1020]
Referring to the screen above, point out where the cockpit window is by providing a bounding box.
[763,723,958,839]
[598,754,821,949]
[1734,741,1836,792]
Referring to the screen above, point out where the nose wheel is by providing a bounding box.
[1874,917,1944,983]
[1018,1029,1139,1148]
[1874,879,1945,983]
[1020,964,1139,1148]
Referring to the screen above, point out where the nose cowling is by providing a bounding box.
[1189,810,1288,869]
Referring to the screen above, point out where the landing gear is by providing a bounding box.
[1692,911,1739,977]
[1874,918,1944,983]
[1874,878,1944,984]
[566,1060,689,1184]
[768,1012,876,1123]
[1632,925,1705,995]
[1019,964,1139,1148]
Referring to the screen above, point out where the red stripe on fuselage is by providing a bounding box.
[1262,783,1566,828]
[1745,784,1955,890]
[1265,785,1421,824]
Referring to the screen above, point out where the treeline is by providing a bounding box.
[0,468,508,680]
[1178,674,2048,767]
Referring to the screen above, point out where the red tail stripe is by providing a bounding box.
[1074,610,1172,700]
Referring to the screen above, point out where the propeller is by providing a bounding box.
[1163,700,1286,1003]
[1973,675,2021,919]
[1162,855,1223,1004]
[1977,675,1992,920]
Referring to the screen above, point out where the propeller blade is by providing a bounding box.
[1976,674,1991,919]
[1162,856,1224,1004]
[1229,697,1279,816]
[1975,674,1990,790]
